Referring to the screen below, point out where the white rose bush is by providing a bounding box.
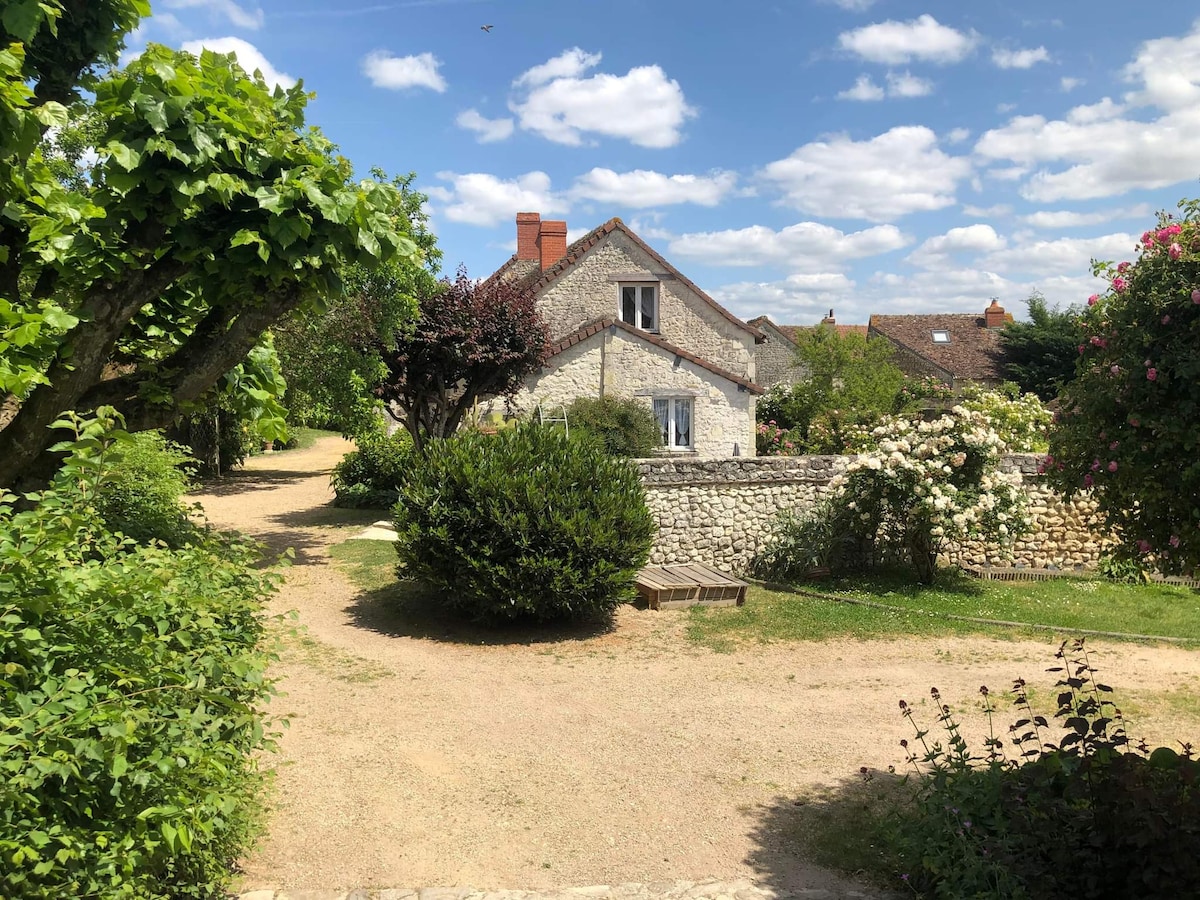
[831,407,1030,583]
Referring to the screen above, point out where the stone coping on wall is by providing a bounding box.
[635,453,1046,486]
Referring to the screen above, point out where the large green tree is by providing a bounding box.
[758,326,908,452]
[1048,201,1200,573]
[999,292,1082,400]
[0,1,418,489]
[273,172,439,436]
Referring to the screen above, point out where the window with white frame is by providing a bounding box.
[931,330,951,343]
[620,284,657,331]
[653,397,693,450]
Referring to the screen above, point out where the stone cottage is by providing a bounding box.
[487,213,765,457]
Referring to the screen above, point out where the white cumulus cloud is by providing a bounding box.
[164,0,263,30]
[456,109,514,143]
[426,171,567,228]
[668,221,910,269]
[992,46,1051,69]
[837,74,885,101]
[509,49,694,148]
[569,168,737,207]
[974,22,1200,202]
[362,51,446,92]
[887,71,933,97]
[838,15,977,65]
[837,71,932,100]
[907,224,1006,268]
[761,125,973,220]
[181,37,293,88]
[1021,204,1152,229]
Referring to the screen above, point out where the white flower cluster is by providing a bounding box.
[834,408,1030,552]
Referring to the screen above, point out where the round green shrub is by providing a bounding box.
[565,395,663,457]
[94,431,201,547]
[393,424,656,623]
[331,428,413,508]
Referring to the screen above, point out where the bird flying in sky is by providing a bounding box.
[481,24,493,32]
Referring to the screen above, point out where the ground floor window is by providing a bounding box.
[653,397,693,449]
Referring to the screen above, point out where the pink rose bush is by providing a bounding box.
[1049,199,1200,573]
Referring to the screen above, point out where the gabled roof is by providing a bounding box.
[747,316,869,345]
[868,313,1008,382]
[549,317,765,394]
[491,218,765,343]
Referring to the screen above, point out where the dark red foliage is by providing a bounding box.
[378,266,548,450]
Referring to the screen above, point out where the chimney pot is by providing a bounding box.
[821,308,836,325]
[538,219,568,271]
[984,299,1007,328]
[516,212,540,261]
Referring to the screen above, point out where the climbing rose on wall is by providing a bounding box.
[1047,199,1200,574]
[831,407,1029,584]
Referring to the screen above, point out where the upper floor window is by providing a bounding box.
[621,284,657,331]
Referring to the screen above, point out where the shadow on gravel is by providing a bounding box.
[344,581,616,646]
[743,769,907,899]
[196,467,315,497]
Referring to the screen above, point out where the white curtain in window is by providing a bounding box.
[674,399,691,448]
[640,287,656,330]
[653,399,670,446]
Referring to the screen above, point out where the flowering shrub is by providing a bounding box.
[957,383,1052,452]
[756,419,799,456]
[831,407,1029,583]
[889,640,1200,898]
[897,375,954,408]
[1048,199,1200,573]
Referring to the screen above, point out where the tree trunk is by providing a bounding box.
[909,530,939,585]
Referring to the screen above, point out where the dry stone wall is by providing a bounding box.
[637,454,1112,574]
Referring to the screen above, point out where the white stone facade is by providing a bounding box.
[512,327,755,458]
[498,221,761,458]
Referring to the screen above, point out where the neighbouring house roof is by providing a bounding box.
[549,317,765,395]
[491,218,765,343]
[745,316,868,345]
[868,313,1009,382]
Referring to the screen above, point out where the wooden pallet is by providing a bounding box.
[636,563,749,610]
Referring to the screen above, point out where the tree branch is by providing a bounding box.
[0,254,188,490]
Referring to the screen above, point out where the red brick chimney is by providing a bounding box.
[821,308,836,325]
[516,212,540,261]
[984,299,1007,328]
[537,219,568,271]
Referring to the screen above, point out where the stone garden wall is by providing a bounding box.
[636,454,1111,574]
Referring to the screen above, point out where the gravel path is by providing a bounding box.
[193,437,1200,898]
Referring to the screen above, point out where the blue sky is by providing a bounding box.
[126,2,1200,324]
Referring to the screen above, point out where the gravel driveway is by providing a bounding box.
[192,437,1200,896]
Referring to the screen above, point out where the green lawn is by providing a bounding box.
[688,570,1200,650]
[328,538,397,591]
[278,426,340,452]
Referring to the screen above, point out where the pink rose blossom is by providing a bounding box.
[1192,289,1200,304]
[1138,539,1152,554]
[1169,243,1183,260]
[1163,315,1172,325]
[1130,417,1140,427]
[1109,441,1119,450]
[1112,277,1128,292]
[1084,474,1094,488]
[1169,223,1183,235]
[1108,461,1118,472]
[1110,365,1120,375]
[1157,228,1173,243]
[1147,368,1158,381]
[1170,535,1181,548]
[1091,459,1102,471]
[1087,294,1099,306]
[1078,344,1086,354]
[1117,261,1131,273]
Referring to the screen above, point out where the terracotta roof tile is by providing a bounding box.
[868,313,1009,382]
[547,317,764,395]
